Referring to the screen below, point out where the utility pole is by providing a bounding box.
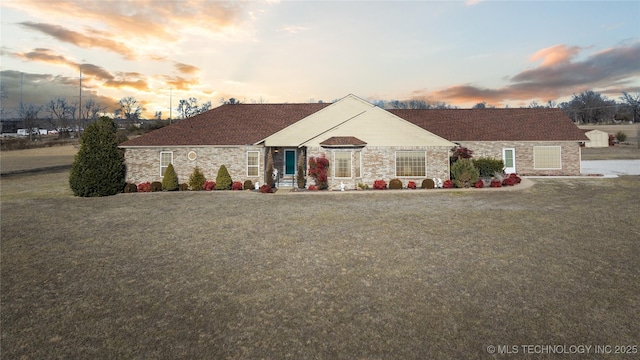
[78,66,82,138]
[169,88,172,124]
[20,72,23,109]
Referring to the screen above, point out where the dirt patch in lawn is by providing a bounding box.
[2,174,639,359]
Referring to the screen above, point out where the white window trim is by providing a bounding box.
[333,151,352,179]
[247,150,260,177]
[395,151,427,177]
[160,151,173,176]
[355,151,362,178]
[533,146,562,170]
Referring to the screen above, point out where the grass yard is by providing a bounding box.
[1,171,639,359]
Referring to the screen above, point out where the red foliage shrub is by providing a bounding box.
[407,181,417,189]
[509,173,522,184]
[443,179,454,188]
[451,146,474,161]
[490,180,502,187]
[231,181,243,190]
[137,182,151,192]
[373,179,387,190]
[308,154,330,190]
[259,184,273,193]
[308,185,318,191]
[474,180,484,188]
[203,181,216,191]
[502,177,515,186]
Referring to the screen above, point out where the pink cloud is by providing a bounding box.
[530,44,583,67]
[410,42,640,107]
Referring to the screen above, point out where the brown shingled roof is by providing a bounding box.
[389,108,588,141]
[320,136,367,147]
[120,103,330,147]
[121,103,588,147]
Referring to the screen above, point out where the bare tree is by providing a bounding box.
[220,97,241,105]
[0,84,8,118]
[83,98,107,123]
[18,103,43,141]
[116,97,142,126]
[560,90,616,124]
[46,98,75,137]
[381,99,455,109]
[473,102,487,109]
[619,92,640,123]
[177,97,211,118]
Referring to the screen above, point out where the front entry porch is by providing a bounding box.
[268,147,304,188]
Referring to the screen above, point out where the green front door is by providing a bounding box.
[284,150,296,176]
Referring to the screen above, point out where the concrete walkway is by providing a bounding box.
[581,160,640,178]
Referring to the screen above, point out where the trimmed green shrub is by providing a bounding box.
[296,154,306,189]
[266,151,274,188]
[69,116,125,197]
[615,131,627,143]
[451,158,479,188]
[162,163,179,191]
[150,181,163,192]
[124,183,138,193]
[215,164,232,190]
[389,178,403,189]
[243,180,254,190]
[421,178,435,189]
[188,166,206,191]
[473,158,504,178]
[357,182,369,190]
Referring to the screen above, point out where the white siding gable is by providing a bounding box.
[263,94,454,148]
[263,94,372,147]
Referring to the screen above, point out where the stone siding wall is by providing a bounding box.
[306,146,451,190]
[123,146,264,186]
[459,141,582,176]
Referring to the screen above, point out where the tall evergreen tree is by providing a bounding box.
[69,116,125,197]
[214,164,233,190]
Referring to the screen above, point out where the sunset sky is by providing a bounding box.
[1,0,639,118]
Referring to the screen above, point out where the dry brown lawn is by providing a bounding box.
[1,145,78,174]
[1,170,639,359]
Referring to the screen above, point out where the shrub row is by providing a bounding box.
[125,179,255,193]
[173,165,256,191]
[361,173,522,191]
[367,178,435,190]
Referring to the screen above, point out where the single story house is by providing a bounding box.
[583,129,609,148]
[120,94,588,190]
